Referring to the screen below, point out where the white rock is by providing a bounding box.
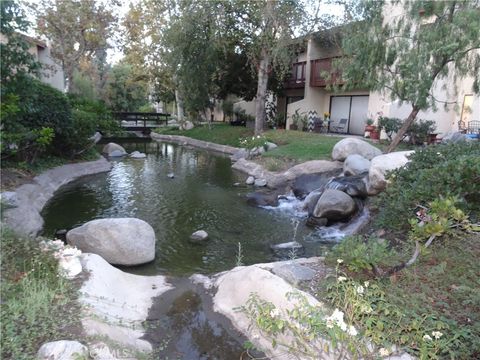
[80,253,172,353]
[130,151,147,159]
[37,340,88,360]
[343,154,371,176]
[190,230,209,242]
[368,151,414,194]
[67,218,156,266]
[212,265,328,360]
[245,176,255,185]
[102,143,127,157]
[283,160,343,181]
[332,138,382,161]
[181,120,194,130]
[1,191,18,207]
[90,131,102,144]
[167,173,175,179]
[254,178,267,187]
[265,142,278,151]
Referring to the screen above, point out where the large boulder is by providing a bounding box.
[37,340,88,360]
[313,189,356,221]
[368,151,414,194]
[66,218,156,266]
[80,253,172,352]
[181,120,194,130]
[246,192,279,207]
[331,138,382,161]
[283,160,342,181]
[326,174,369,198]
[343,154,371,176]
[292,170,340,198]
[102,142,127,157]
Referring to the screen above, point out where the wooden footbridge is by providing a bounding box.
[113,112,171,135]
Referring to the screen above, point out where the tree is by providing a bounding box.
[105,63,149,112]
[0,0,40,91]
[32,0,117,92]
[338,0,480,151]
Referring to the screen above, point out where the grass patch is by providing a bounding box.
[263,130,346,162]
[155,122,252,147]
[155,124,359,163]
[0,228,82,359]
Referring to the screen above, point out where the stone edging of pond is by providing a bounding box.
[150,132,240,155]
[2,157,112,237]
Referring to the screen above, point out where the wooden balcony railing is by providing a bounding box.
[310,57,343,87]
[284,61,307,88]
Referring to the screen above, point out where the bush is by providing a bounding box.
[378,116,402,141]
[407,119,436,145]
[329,236,397,274]
[375,142,480,230]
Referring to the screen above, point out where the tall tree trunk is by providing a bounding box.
[387,105,420,152]
[175,89,184,122]
[254,48,270,135]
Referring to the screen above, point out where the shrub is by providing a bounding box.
[378,116,402,141]
[407,119,436,144]
[329,236,397,274]
[375,142,480,230]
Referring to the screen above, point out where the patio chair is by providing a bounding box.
[331,118,348,133]
[467,120,480,134]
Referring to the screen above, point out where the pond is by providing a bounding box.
[41,141,327,276]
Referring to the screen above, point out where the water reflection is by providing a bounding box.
[41,141,323,275]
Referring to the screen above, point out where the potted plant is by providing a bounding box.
[300,114,309,131]
[369,126,380,140]
[289,109,302,130]
[365,118,376,132]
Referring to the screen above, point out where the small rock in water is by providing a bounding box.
[246,176,255,185]
[270,241,305,259]
[167,173,175,179]
[254,178,267,187]
[54,229,68,242]
[109,149,127,157]
[233,182,240,186]
[190,230,209,243]
[130,151,147,159]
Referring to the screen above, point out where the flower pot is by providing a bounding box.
[369,129,380,140]
[289,124,298,131]
[365,125,376,132]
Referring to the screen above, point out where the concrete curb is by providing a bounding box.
[2,157,112,237]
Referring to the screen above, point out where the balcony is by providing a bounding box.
[284,61,307,88]
[310,57,343,87]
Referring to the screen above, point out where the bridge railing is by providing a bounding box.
[113,112,171,128]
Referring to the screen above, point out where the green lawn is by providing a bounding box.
[156,123,358,162]
[155,123,252,147]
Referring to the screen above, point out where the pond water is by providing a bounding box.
[41,141,327,276]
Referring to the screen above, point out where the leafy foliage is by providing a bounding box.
[329,236,396,273]
[0,229,81,359]
[407,119,436,145]
[338,0,480,150]
[375,142,480,230]
[378,116,402,141]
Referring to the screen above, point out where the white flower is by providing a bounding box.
[379,348,390,356]
[356,285,365,295]
[339,321,347,332]
[330,309,345,323]
[432,331,443,339]
[360,304,373,314]
[364,281,370,288]
[337,276,347,282]
[423,334,432,341]
[269,308,280,318]
[337,258,344,264]
[347,325,358,336]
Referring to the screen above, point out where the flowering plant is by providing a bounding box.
[239,134,268,151]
